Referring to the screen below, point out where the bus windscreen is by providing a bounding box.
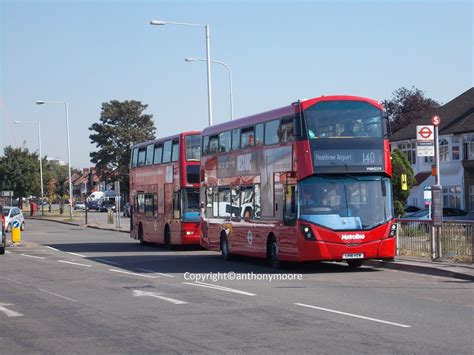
[305,100,383,139]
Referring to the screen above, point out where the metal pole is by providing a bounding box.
[65,102,73,219]
[434,125,442,259]
[222,61,234,120]
[205,25,213,126]
[38,122,44,216]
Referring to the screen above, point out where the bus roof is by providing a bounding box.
[132,130,201,149]
[202,95,382,136]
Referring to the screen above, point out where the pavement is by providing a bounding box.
[22,215,474,282]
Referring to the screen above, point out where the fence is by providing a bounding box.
[396,219,473,263]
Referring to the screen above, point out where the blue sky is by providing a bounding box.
[0,0,472,168]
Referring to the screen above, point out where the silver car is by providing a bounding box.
[3,206,25,232]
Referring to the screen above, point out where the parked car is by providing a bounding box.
[3,206,25,232]
[88,200,100,211]
[123,202,130,217]
[74,201,86,210]
[399,208,470,221]
[1,204,6,255]
[99,200,116,212]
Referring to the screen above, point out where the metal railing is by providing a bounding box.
[396,219,473,263]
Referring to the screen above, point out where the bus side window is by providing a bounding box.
[241,186,255,219]
[153,193,158,218]
[255,123,264,147]
[284,185,297,226]
[173,191,181,219]
[145,193,153,217]
[218,187,231,217]
[131,148,138,168]
[279,118,294,143]
[171,139,179,162]
[232,129,240,151]
[202,136,209,156]
[254,184,261,219]
[137,192,145,213]
[231,186,241,218]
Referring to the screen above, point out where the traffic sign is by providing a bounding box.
[416,125,434,141]
[423,186,432,205]
[431,115,441,127]
[416,125,435,156]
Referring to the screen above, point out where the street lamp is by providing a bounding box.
[13,120,44,215]
[150,19,213,126]
[185,57,234,120]
[36,100,73,219]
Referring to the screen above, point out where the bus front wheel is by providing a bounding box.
[267,235,280,269]
[347,259,364,268]
[220,233,231,261]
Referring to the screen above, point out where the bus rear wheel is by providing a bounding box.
[347,259,364,268]
[221,233,231,261]
[164,226,173,250]
[267,235,280,269]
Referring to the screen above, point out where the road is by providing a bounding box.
[0,220,472,354]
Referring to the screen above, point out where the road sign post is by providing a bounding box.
[431,115,442,259]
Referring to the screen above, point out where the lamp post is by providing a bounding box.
[185,57,234,120]
[150,19,213,126]
[13,120,44,215]
[36,100,73,219]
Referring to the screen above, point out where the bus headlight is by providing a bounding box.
[301,225,316,241]
[389,224,397,238]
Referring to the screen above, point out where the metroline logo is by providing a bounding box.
[341,234,366,240]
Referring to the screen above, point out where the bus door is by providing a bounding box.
[275,176,299,257]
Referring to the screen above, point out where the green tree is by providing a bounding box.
[89,100,155,196]
[0,146,40,208]
[391,149,416,217]
[383,86,440,134]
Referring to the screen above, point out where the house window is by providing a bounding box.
[443,186,462,209]
[439,138,449,162]
[397,142,416,165]
[452,137,460,160]
[463,134,474,160]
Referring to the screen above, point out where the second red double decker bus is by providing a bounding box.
[130,131,201,247]
[200,95,396,267]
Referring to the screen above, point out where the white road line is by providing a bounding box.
[20,253,45,260]
[133,290,187,305]
[66,252,86,258]
[109,269,158,279]
[135,268,174,278]
[58,260,92,267]
[95,258,120,266]
[44,246,60,252]
[183,281,256,296]
[38,288,78,303]
[5,251,10,254]
[0,303,23,318]
[294,303,411,328]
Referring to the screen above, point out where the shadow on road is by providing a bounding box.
[46,241,380,275]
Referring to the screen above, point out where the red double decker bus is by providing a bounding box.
[130,131,201,247]
[200,95,395,267]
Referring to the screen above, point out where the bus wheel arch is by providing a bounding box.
[266,233,280,269]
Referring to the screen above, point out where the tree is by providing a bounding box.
[383,86,440,134]
[391,149,416,217]
[89,100,155,196]
[0,146,40,208]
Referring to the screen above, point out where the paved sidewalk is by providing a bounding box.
[23,216,474,281]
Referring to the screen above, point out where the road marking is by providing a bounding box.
[95,258,120,266]
[109,269,158,279]
[20,253,45,260]
[66,252,86,258]
[135,268,174,278]
[58,260,92,267]
[133,290,187,305]
[44,246,60,252]
[38,288,78,303]
[183,281,256,296]
[5,251,10,254]
[294,303,411,328]
[0,303,23,318]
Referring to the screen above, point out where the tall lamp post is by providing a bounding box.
[185,57,234,120]
[150,19,213,126]
[36,100,73,219]
[13,120,44,215]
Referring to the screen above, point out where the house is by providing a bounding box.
[390,87,474,213]
[71,168,103,200]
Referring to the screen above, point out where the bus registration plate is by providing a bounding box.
[343,253,364,259]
